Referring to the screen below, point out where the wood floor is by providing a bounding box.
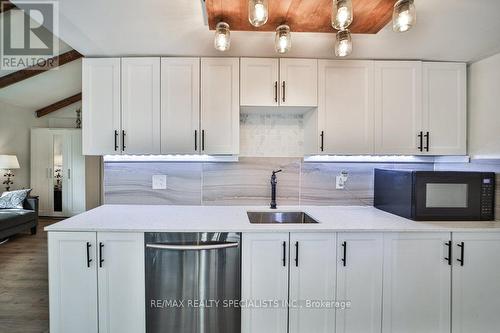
[0,218,57,333]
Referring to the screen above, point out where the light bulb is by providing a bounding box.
[214,22,230,51]
[335,30,352,57]
[248,0,268,27]
[275,25,291,54]
[393,0,416,32]
[331,0,353,30]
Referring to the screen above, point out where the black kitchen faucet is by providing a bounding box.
[270,169,282,209]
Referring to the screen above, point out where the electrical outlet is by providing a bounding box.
[152,175,167,190]
[335,171,349,190]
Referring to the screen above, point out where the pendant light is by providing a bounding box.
[248,0,268,27]
[392,0,416,33]
[214,22,231,51]
[331,0,353,30]
[275,25,291,54]
[335,30,352,57]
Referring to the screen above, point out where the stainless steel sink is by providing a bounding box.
[247,211,319,224]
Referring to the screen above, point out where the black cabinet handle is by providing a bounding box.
[114,130,118,151]
[194,130,198,151]
[418,131,423,151]
[201,130,205,151]
[122,130,126,151]
[282,81,286,103]
[86,242,92,268]
[294,241,299,267]
[424,131,430,152]
[274,81,278,103]
[320,131,324,152]
[444,241,452,266]
[99,242,104,268]
[457,242,464,266]
[341,241,347,266]
[282,241,287,267]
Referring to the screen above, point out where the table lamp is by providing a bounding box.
[0,155,20,191]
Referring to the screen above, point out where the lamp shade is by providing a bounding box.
[0,155,20,169]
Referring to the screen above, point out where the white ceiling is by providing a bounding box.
[13,0,500,63]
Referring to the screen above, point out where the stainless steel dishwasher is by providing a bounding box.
[145,232,241,333]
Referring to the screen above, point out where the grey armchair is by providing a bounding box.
[0,196,39,240]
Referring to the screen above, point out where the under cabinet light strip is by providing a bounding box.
[303,155,470,163]
[103,155,239,163]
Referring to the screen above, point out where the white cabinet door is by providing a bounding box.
[201,58,239,154]
[160,58,200,154]
[423,62,467,155]
[280,58,318,107]
[121,57,161,154]
[82,58,121,155]
[240,58,279,107]
[318,60,374,154]
[30,128,53,215]
[97,232,145,333]
[67,130,86,215]
[382,232,451,333]
[289,233,336,333]
[374,61,423,154]
[336,233,383,333]
[242,233,289,333]
[48,232,98,333]
[452,232,500,333]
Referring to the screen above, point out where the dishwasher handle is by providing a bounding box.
[146,242,239,251]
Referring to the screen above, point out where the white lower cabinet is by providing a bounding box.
[382,232,451,333]
[48,232,145,333]
[452,232,500,333]
[336,233,383,333]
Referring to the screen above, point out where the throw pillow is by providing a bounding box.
[0,189,32,209]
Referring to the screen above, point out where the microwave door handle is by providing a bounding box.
[146,243,238,251]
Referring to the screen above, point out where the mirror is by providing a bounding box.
[53,135,63,212]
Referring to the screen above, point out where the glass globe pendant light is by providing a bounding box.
[275,25,291,54]
[335,29,352,57]
[393,0,416,32]
[331,0,353,30]
[214,22,231,51]
[248,0,268,27]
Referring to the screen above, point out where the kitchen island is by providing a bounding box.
[46,205,500,333]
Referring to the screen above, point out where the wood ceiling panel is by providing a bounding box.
[206,0,396,34]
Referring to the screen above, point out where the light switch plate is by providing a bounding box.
[152,175,167,190]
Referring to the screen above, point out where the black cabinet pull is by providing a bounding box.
[282,81,286,103]
[424,131,430,152]
[444,241,452,266]
[114,130,118,151]
[341,241,347,266]
[122,130,126,151]
[99,242,104,268]
[194,130,198,151]
[320,131,324,152]
[417,131,423,151]
[294,241,299,267]
[282,241,286,267]
[274,81,278,103]
[86,242,92,268]
[457,242,464,266]
[201,130,205,151]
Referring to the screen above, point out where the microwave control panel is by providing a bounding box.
[480,176,495,220]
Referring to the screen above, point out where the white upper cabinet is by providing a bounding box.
[452,232,500,333]
[241,58,279,107]
[121,57,161,154]
[289,233,336,333]
[382,232,451,333]
[318,60,375,154]
[279,58,318,107]
[336,233,383,333]
[160,58,200,154]
[201,58,239,154]
[82,58,121,155]
[374,61,423,155]
[423,62,467,155]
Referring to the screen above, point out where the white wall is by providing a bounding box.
[468,52,500,158]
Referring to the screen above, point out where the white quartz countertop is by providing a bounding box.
[45,205,500,233]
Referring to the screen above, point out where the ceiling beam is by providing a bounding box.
[0,0,16,13]
[35,92,82,118]
[0,50,83,89]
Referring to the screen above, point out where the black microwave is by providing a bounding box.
[374,169,495,221]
